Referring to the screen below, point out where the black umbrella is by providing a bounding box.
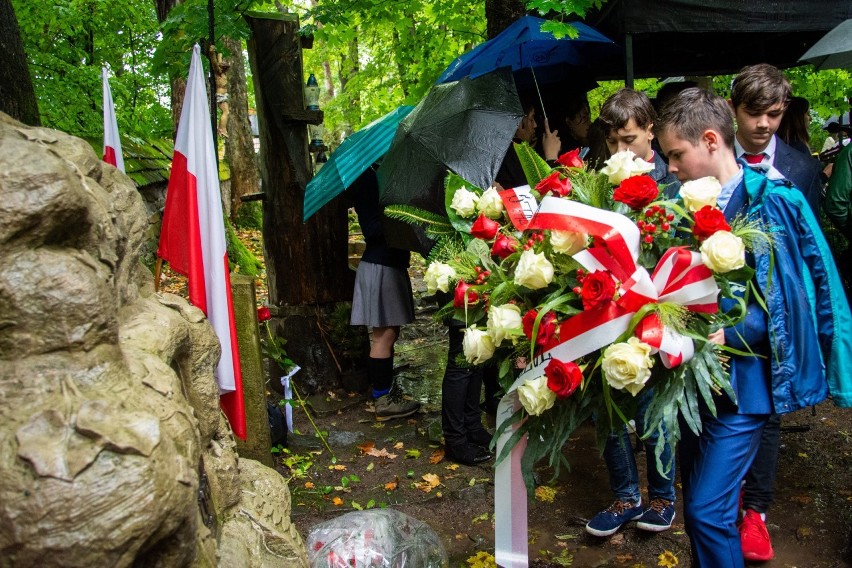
[378,69,524,217]
[800,19,852,70]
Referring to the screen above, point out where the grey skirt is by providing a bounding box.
[350,261,415,327]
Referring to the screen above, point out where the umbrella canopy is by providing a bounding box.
[303,105,415,220]
[437,16,620,84]
[800,19,852,70]
[378,69,523,216]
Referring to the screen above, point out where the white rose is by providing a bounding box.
[514,249,554,290]
[477,186,505,219]
[700,230,746,273]
[550,230,588,255]
[462,326,496,365]
[424,262,456,294]
[602,337,655,396]
[450,186,480,218]
[601,150,655,185]
[487,303,523,345]
[679,176,722,212]
[517,376,557,416]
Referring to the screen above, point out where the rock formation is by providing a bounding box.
[0,113,308,567]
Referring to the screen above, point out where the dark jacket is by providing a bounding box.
[772,136,823,217]
[650,152,680,198]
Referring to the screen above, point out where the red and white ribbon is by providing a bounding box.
[494,196,719,565]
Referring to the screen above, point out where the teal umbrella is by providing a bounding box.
[303,105,415,220]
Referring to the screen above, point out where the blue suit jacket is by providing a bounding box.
[772,136,823,216]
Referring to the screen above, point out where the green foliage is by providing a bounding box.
[273,0,485,148]
[14,0,172,138]
[233,200,263,229]
[225,216,263,276]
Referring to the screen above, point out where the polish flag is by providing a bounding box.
[157,45,246,439]
[102,68,125,172]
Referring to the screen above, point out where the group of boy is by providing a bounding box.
[558,64,851,567]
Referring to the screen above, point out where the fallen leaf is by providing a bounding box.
[304,482,315,489]
[329,464,347,471]
[445,463,459,471]
[393,442,404,450]
[455,533,466,540]
[535,486,557,503]
[609,533,625,546]
[366,462,375,471]
[357,441,375,453]
[657,550,678,567]
[384,477,399,491]
[364,447,398,459]
[615,553,633,562]
[331,497,344,506]
[430,449,445,464]
[790,493,812,506]
[414,473,441,492]
[405,449,421,459]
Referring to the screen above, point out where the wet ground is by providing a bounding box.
[278,264,852,568]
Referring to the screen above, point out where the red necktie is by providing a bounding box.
[743,153,764,165]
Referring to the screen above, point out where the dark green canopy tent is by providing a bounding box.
[581,0,852,80]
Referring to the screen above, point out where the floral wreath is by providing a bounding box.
[387,143,769,490]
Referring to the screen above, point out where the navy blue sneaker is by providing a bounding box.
[585,499,643,537]
[636,498,675,532]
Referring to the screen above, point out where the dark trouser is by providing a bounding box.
[441,324,484,448]
[742,412,781,513]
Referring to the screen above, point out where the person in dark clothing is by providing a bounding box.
[729,64,824,562]
[600,88,680,195]
[730,64,823,217]
[777,96,813,156]
[348,168,420,421]
[585,87,679,539]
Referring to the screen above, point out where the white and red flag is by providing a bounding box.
[102,67,125,172]
[157,45,246,439]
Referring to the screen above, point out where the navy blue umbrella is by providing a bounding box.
[437,16,620,85]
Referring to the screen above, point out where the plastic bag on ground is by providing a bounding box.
[306,509,448,568]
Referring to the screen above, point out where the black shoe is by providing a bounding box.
[445,442,492,466]
[467,428,494,449]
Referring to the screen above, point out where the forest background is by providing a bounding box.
[10,0,852,223]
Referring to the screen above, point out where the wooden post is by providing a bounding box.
[245,12,355,392]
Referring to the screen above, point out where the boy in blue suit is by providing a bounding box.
[655,88,852,568]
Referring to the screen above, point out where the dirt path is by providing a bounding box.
[279,263,852,567]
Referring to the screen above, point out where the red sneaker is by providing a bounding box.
[740,509,775,562]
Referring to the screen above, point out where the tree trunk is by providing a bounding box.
[223,36,259,219]
[339,36,360,124]
[246,13,353,393]
[485,0,527,39]
[0,0,40,125]
[154,0,185,138]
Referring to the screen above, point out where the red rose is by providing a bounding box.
[545,359,583,399]
[613,175,659,210]
[453,279,479,308]
[470,213,500,240]
[491,234,518,259]
[522,309,558,348]
[257,306,272,322]
[535,171,572,197]
[556,148,584,169]
[581,270,616,311]
[692,205,731,241]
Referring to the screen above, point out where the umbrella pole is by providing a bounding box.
[530,66,548,124]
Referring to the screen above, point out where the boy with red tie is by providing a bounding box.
[729,63,824,561]
[656,87,852,567]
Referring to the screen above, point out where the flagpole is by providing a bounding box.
[208,0,218,155]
